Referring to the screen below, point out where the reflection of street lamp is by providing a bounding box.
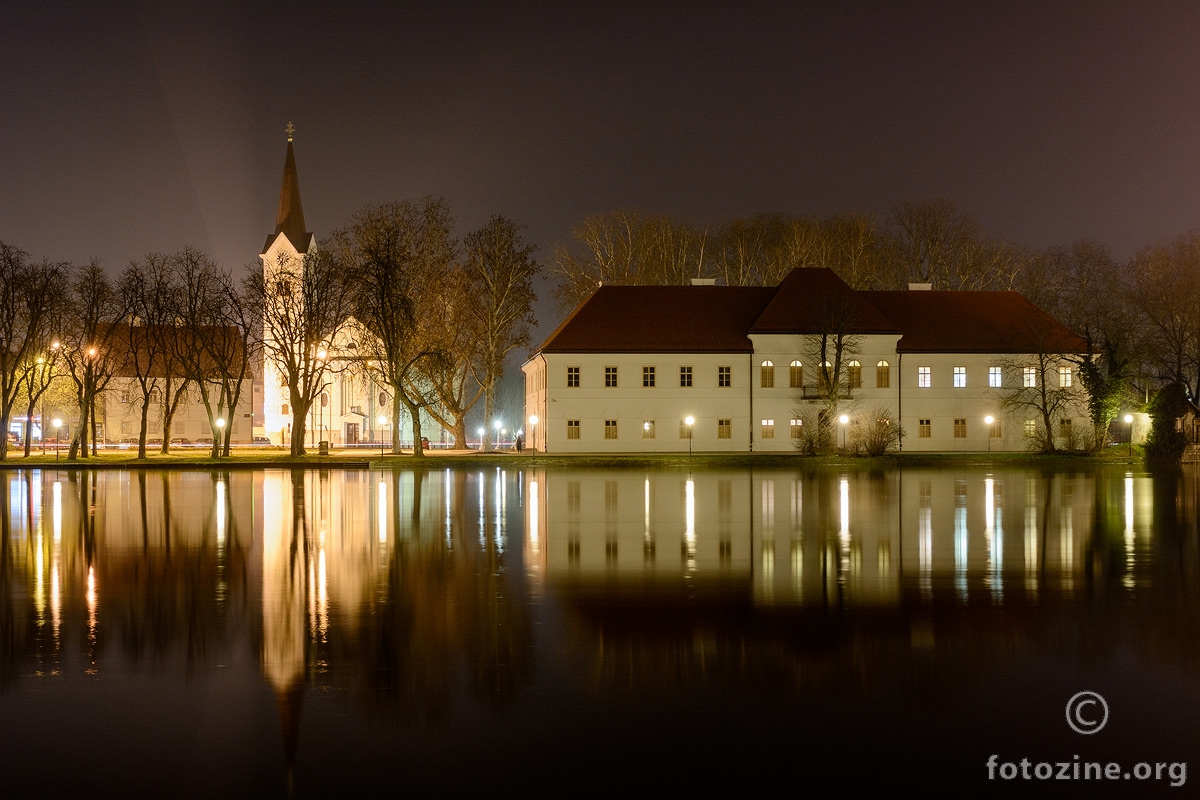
[377,414,387,457]
[52,417,62,462]
[984,415,994,454]
[839,414,849,452]
[1124,414,1134,458]
[685,415,694,456]
[529,415,538,452]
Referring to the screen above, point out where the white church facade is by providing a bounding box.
[522,268,1091,454]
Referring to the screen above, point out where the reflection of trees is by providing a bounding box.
[342,468,534,723]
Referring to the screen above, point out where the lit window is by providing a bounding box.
[954,418,966,437]
[847,360,862,389]
[567,420,580,439]
[605,366,618,387]
[790,360,803,388]
[761,419,775,439]
[919,419,931,438]
[953,366,966,388]
[680,420,693,439]
[790,419,803,438]
[718,419,731,439]
[718,365,731,387]
[1024,419,1036,437]
[567,366,580,387]
[761,360,775,388]
[990,420,1003,438]
[1059,366,1072,387]
[642,420,655,439]
[988,366,1001,388]
[918,366,931,388]
[643,366,655,387]
[680,365,693,387]
[604,419,618,439]
[876,360,890,388]
[1023,367,1037,388]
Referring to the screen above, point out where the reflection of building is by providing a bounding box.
[523,269,1089,452]
[527,468,1148,606]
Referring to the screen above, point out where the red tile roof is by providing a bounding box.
[861,291,1088,354]
[538,285,775,353]
[750,268,900,334]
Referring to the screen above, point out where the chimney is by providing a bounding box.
[907,282,933,291]
[690,278,717,286]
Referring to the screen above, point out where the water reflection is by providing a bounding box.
[0,463,1196,793]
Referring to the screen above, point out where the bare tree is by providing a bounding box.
[1128,232,1200,401]
[246,249,354,456]
[61,260,123,458]
[117,253,181,457]
[886,199,1027,290]
[462,215,539,451]
[0,243,68,459]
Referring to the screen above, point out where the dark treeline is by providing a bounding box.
[551,199,1200,458]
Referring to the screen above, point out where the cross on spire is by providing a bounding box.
[286,121,295,141]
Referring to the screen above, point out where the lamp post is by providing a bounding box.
[1124,414,1134,458]
[377,414,387,457]
[529,415,538,452]
[984,415,994,454]
[52,417,62,462]
[477,427,485,450]
[839,414,849,453]
[494,420,502,450]
[685,415,694,456]
[216,418,225,455]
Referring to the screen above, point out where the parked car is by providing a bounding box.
[252,436,272,446]
[194,436,214,446]
[169,437,191,446]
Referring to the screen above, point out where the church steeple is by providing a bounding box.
[263,121,313,254]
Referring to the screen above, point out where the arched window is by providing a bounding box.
[847,360,862,389]
[761,359,775,388]
[790,360,803,388]
[876,360,890,388]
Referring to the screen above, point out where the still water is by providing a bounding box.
[2,464,1198,796]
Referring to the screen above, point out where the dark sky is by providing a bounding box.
[4,1,1200,328]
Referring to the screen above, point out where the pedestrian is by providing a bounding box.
[516,435,523,453]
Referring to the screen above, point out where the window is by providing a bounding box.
[567,366,580,387]
[847,360,862,389]
[718,365,731,387]
[604,419,618,439]
[919,418,931,438]
[680,365,693,387]
[567,420,580,439]
[990,420,1003,438]
[989,366,1002,388]
[605,366,618,387]
[281,403,289,415]
[642,420,655,439]
[954,418,967,438]
[643,366,655,387]
[761,360,775,388]
[1059,418,1073,439]
[1023,367,1037,388]
[918,366,931,388]
[1024,419,1036,437]
[953,366,966,388]
[718,419,731,439]
[761,419,775,439]
[790,360,803,388]
[790,418,803,438]
[1059,366,1072,387]
[876,360,890,388]
[680,420,693,439]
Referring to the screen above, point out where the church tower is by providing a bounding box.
[260,122,314,444]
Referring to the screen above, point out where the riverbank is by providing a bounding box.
[0,444,1146,470]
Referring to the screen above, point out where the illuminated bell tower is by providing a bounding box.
[260,122,315,444]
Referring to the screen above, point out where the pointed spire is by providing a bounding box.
[271,123,312,253]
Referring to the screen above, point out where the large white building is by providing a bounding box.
[522,268,1090,453]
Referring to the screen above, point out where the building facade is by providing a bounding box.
[523,269,1090,454]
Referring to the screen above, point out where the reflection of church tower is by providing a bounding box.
[261,123,314,444]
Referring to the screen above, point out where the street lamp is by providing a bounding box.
[216,418,225,454]
[494,420,502,450]
[529,415,538,452]
[1124,414,1134,458]
[984,415,994,454]
[839,414,849,453]
[52,417,62,462]
[377,414,387,457]
[685,415,695,456]
[477,427,485,450]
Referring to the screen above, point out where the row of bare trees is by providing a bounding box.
[251,199,539,456]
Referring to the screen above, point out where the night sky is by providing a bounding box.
[5,1,1200,328]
